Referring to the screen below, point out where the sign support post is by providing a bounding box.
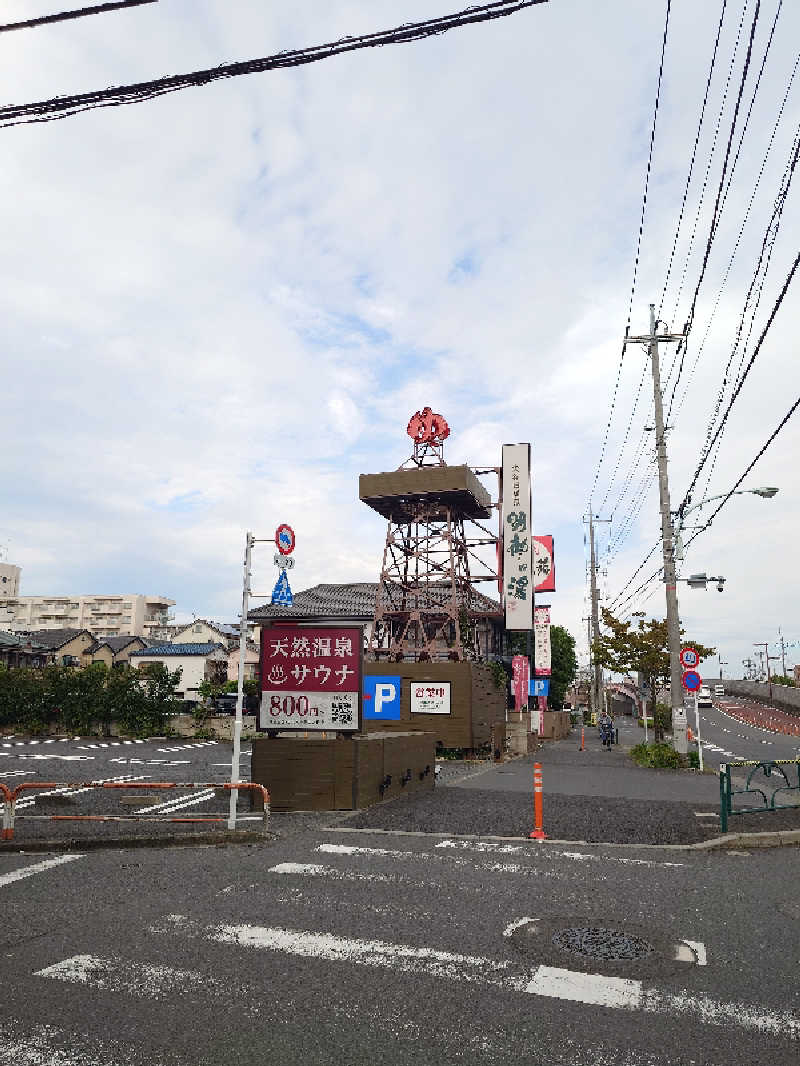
[694,691,704,773]
[229,531,253,829]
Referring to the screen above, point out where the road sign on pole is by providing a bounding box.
[682,669,702,692]
[680,647,700,669]
[275,524,295,555]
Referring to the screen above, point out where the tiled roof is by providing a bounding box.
[104,635,145,652]
[249,582,501,620]
[130,642,225,657]
[26,628,92,650]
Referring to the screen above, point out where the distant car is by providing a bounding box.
[697,686,712,708]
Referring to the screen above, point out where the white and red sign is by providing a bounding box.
[533,535,555,593]
[410,682,451,715]
[259,624,361,731]
[275,524,295,556]
[534,605,551,677]
[512,655,530,711]
[679,646,699,669]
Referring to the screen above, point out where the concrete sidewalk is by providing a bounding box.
[454,716,721,804]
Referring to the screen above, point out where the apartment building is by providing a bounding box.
[1,593,175,640]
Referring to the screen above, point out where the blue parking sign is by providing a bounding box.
[363,675,402,720]
[529,678,550,699]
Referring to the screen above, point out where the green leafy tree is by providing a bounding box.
[592,608,715,741]
[549,625,577,710]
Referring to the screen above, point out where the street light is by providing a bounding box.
[673,487,779,559]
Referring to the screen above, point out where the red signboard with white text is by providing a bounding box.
[259,625,362,732]
[533,535,555,592]
[512,655,530,711]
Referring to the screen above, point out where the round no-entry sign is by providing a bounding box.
[275,524,295,556]
[680,646,700,669]
[682,669,702,692]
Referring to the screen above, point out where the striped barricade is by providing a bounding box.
[0,780,270,841]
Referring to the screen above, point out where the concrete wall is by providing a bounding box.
[721,680,800,718]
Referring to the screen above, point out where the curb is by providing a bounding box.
[0,829,273,854]
[319,825,800,851]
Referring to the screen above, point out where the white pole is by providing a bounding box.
[228,531,253,829]
[643,693,649,743]
[694,691,704,772]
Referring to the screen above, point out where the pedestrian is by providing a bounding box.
[598,709,613,749]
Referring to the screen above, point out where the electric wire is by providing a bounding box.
[669,0,762,371]
[0,0,156,33]
[656,0,729,321]
[0,0,548,128]
[683,390,800,551]
[587,0,672,507]
[665,0,752,331]
[676,157,800,515]
[667,47,800,428]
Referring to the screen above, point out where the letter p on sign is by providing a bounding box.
[363,676,402,720]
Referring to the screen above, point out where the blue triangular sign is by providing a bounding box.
[271,569,293,606]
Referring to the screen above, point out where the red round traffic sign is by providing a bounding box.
[275,524,295,556]
[680,646,700,669]
[682,669,702,692]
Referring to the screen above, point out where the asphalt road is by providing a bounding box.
[0,733,258,842]
[1,820,799,1065]
[695,697,800,766]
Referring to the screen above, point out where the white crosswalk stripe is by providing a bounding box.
[35,914,798,1038]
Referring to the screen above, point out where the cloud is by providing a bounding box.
[0,0,798,677]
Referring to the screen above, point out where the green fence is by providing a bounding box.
[719,759,800,833]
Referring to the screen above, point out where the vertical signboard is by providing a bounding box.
[259,625,362,731]
[501,443,533,630]
[534,605,551,677]
[512,655,530,711]
[533,535,555,593]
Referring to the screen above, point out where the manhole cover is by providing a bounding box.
[551,926,654,961]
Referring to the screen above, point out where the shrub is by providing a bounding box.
[630,741,683,769]
[687,750,700,769]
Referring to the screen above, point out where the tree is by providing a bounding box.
[592,608,715,741]
[549,625,577,711]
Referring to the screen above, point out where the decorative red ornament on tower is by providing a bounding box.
[407,407,450,446]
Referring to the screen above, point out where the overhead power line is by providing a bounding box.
[587,0,672,507]
[684,389,800,551]
[0,0,157,33]
[0,0,547,128]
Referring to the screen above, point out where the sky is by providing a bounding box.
[1,0,799,680]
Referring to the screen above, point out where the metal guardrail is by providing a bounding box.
[718,760,800,833]
[0,780,270,841]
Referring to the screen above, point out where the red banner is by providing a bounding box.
[533,535,555,592]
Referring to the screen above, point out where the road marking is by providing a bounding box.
[527,966,642,1008]
[436,840,686,867]
[41,920,800,1039]
[136,789,216,815]
[503,916,539,937]
[682,939,708,965]
[0,854,84,889]
[0,770,37,777]
[15,774,150,810]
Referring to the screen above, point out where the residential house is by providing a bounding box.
[84,635,147,668]
[226,640,260,683]
[0,630,53,669]
[25,629,95,666]
[128,643,228,702]
[173,619,256,650]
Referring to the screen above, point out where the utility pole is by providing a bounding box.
[628,305,687,751]
[718,655,727,681]
[779,628,786,677]
[753,641,780,702]
[585,514,611,722]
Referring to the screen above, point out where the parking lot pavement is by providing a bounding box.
[1,823,798,1065]
[0,734,260,844]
